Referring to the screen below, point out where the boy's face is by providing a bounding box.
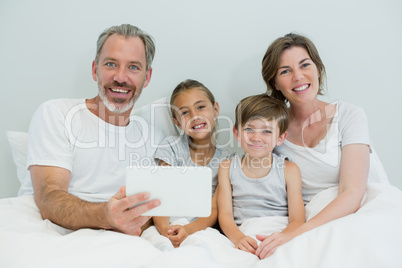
[233,118,287,159]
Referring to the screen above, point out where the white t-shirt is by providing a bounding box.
[275,101,389,203]
[19,99,161,202]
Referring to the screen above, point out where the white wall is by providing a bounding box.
[1,0,401,198]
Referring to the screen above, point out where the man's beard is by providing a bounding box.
[98,81,142,114]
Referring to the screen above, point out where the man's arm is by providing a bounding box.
[31,165,160,235]
[256,145,369,258]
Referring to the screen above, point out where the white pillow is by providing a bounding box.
[6,131,29,184]
[7,97,178,185]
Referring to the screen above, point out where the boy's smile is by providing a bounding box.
[234,118,286,161]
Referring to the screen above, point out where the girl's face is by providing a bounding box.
[172,88,219,142]
[274,46,320,105]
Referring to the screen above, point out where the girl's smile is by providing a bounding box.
[172,88,219,144]
[192,123,207,130]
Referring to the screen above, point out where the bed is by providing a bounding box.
[2,98,402,268]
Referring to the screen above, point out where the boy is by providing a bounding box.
[218,94,305,259]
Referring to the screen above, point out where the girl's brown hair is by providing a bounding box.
[170,79,216,119]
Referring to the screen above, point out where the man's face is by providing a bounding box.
[92,34,152,114]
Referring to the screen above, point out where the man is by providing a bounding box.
[20,24,160,236]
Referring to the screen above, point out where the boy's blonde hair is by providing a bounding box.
[234,93,289,135]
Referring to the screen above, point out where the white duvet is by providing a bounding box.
[1,183,402,268]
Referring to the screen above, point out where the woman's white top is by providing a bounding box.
[275,101,389,203]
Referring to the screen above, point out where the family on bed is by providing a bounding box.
[18,24,380,260]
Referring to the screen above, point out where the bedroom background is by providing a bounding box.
[1,0,401,198]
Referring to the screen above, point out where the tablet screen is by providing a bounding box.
[126,166,212,217]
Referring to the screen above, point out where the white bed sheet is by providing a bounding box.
[1,183,402,268]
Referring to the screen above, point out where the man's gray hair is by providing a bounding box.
[95,24,155,70]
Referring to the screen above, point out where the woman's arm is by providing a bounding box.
[256,160,305,258]
[257,144,369,257]
[298,144,369,232]
[218,159,258,254]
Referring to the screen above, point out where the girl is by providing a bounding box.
[142,79,233,249]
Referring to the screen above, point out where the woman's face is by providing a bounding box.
[274,46,320,105]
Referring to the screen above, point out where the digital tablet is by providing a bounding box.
[125,166,212,217]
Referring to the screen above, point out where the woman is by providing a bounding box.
[256,33,379,258]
